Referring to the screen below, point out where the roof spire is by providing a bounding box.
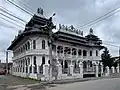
[37,7,43,15]
[89,28,94,35]
[35,7,45,18]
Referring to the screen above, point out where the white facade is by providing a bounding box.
[8,12,105,81]
[10,32,103,80]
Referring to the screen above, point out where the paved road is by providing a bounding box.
[47,78,120,90]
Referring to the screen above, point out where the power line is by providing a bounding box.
[0,12,25,26]
[0,17,24,29]
[6,0,33,16]
[0,6,27,23]
[13,0,35,14]
[79,6,120,28]
[80,9,120,30]
[0,20,21,30]
[11,0,48,18]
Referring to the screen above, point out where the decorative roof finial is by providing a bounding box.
[37,8,43,15]
[90,28,93,35]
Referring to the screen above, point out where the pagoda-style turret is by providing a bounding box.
[85,28,102,45]
[25,8,50,31]
[8,8,54,50]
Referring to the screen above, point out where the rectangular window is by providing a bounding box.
[33,40,36,49]
[90,51,92,56]
[96,50,98,56]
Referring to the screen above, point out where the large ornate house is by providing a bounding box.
[8,8,104,80]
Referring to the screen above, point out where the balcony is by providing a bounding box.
[12,49,49,60]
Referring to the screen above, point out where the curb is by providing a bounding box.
[41,76,120,85]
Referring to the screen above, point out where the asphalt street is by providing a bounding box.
[47,78,120,90]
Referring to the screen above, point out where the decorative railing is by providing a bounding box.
[12,49,49,60]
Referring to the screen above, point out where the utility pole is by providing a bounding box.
[118,47,120,70]
[6,51,8,75]
[42,13,56,81]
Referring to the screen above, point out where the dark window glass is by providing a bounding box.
[83,61,87,68]
[33,56,36,65]
[27,42,30,49]
[96,50,98,56]
[64,60,68,68]
[90,51,92,56]
[25,44,27,50]
[78,49,81,56]
[42,40,45,49]
[83,50,87,56]
[33,40,36,49]
[42,56,45,65]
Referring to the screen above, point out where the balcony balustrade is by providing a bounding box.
[12,49,49,60]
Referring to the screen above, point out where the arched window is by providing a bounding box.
[90,51,92,56]
[48,60,50,64]
[78,49,82,56]
[96,50,98,56]
[28,58,30,65]
[61,61,63,68]
[33,56,36,65]
[74,62,77,68]
[42,56,45,65]
[64,60,68,68]
[83,61,87,68]
[72,48,76,55]
[33,40,36,49]
[23,45,25,52]
[83,50,87,56]
[27,41,30,50]
[25,59,27,66]
[42,40,45,49]
[25,44,27,50]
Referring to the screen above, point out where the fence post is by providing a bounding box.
[111,66,115,73]
[100,63,103,76]
[79,62,83,78]
[105,66,110,76]
[69,64,74,76]
[95,63,99,77]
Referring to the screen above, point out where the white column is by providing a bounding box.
[43,64,50,80]
[69,64,74,75]
[116,66,119,73]
[79,62,83,78]
[31,56,34,74]
[76,48,78,57]
[105,66,110,76]
[24,65,26,73]
[117,63,119,73]
[111,66,115,73]
[37,65,39,74]
[95,63,99,77]
[28,65,30,73]
[100,63,103,76]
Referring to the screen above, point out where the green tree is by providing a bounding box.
[101,47,114,71]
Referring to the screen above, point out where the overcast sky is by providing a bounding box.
[0,0,120,62]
